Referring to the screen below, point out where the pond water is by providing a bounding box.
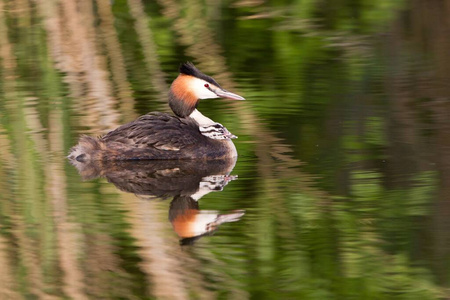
[1,0,450,299]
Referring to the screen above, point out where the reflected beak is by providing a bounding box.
[213,88,245,100]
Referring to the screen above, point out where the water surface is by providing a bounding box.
[0,0,449,299]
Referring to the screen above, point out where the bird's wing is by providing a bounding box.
[101,112,203,151]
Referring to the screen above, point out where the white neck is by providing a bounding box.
[189,109,216,126]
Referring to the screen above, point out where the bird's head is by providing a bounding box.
[168,62,245,118]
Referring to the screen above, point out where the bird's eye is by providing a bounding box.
[204,83,209,88]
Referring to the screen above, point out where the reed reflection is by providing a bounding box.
[69,157,244,245]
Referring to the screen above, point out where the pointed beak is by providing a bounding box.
[213,87,245,100]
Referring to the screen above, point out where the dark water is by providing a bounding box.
[1,0,450,299]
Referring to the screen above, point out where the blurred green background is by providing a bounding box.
[1,0,450,298]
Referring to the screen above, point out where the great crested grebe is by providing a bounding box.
[68,62,244,161]
[68,155,244,245]
[170,196,244,245]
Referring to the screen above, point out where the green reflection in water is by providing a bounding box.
[0,0,448,298]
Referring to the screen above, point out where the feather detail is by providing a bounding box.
[199,123,237,140]
[101,112,203,150]
[169,75,199,117]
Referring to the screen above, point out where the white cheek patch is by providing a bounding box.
[191,213,219,236]
[190,77,219,99]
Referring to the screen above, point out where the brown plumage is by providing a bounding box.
[68,62,244,162]
[68,156,244,245]
[169,75,198,117]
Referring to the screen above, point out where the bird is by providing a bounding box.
[169,194,245,246]
[68,154,244,245]
[68,62,245,162]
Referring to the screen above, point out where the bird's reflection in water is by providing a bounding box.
[69,157,244,245]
